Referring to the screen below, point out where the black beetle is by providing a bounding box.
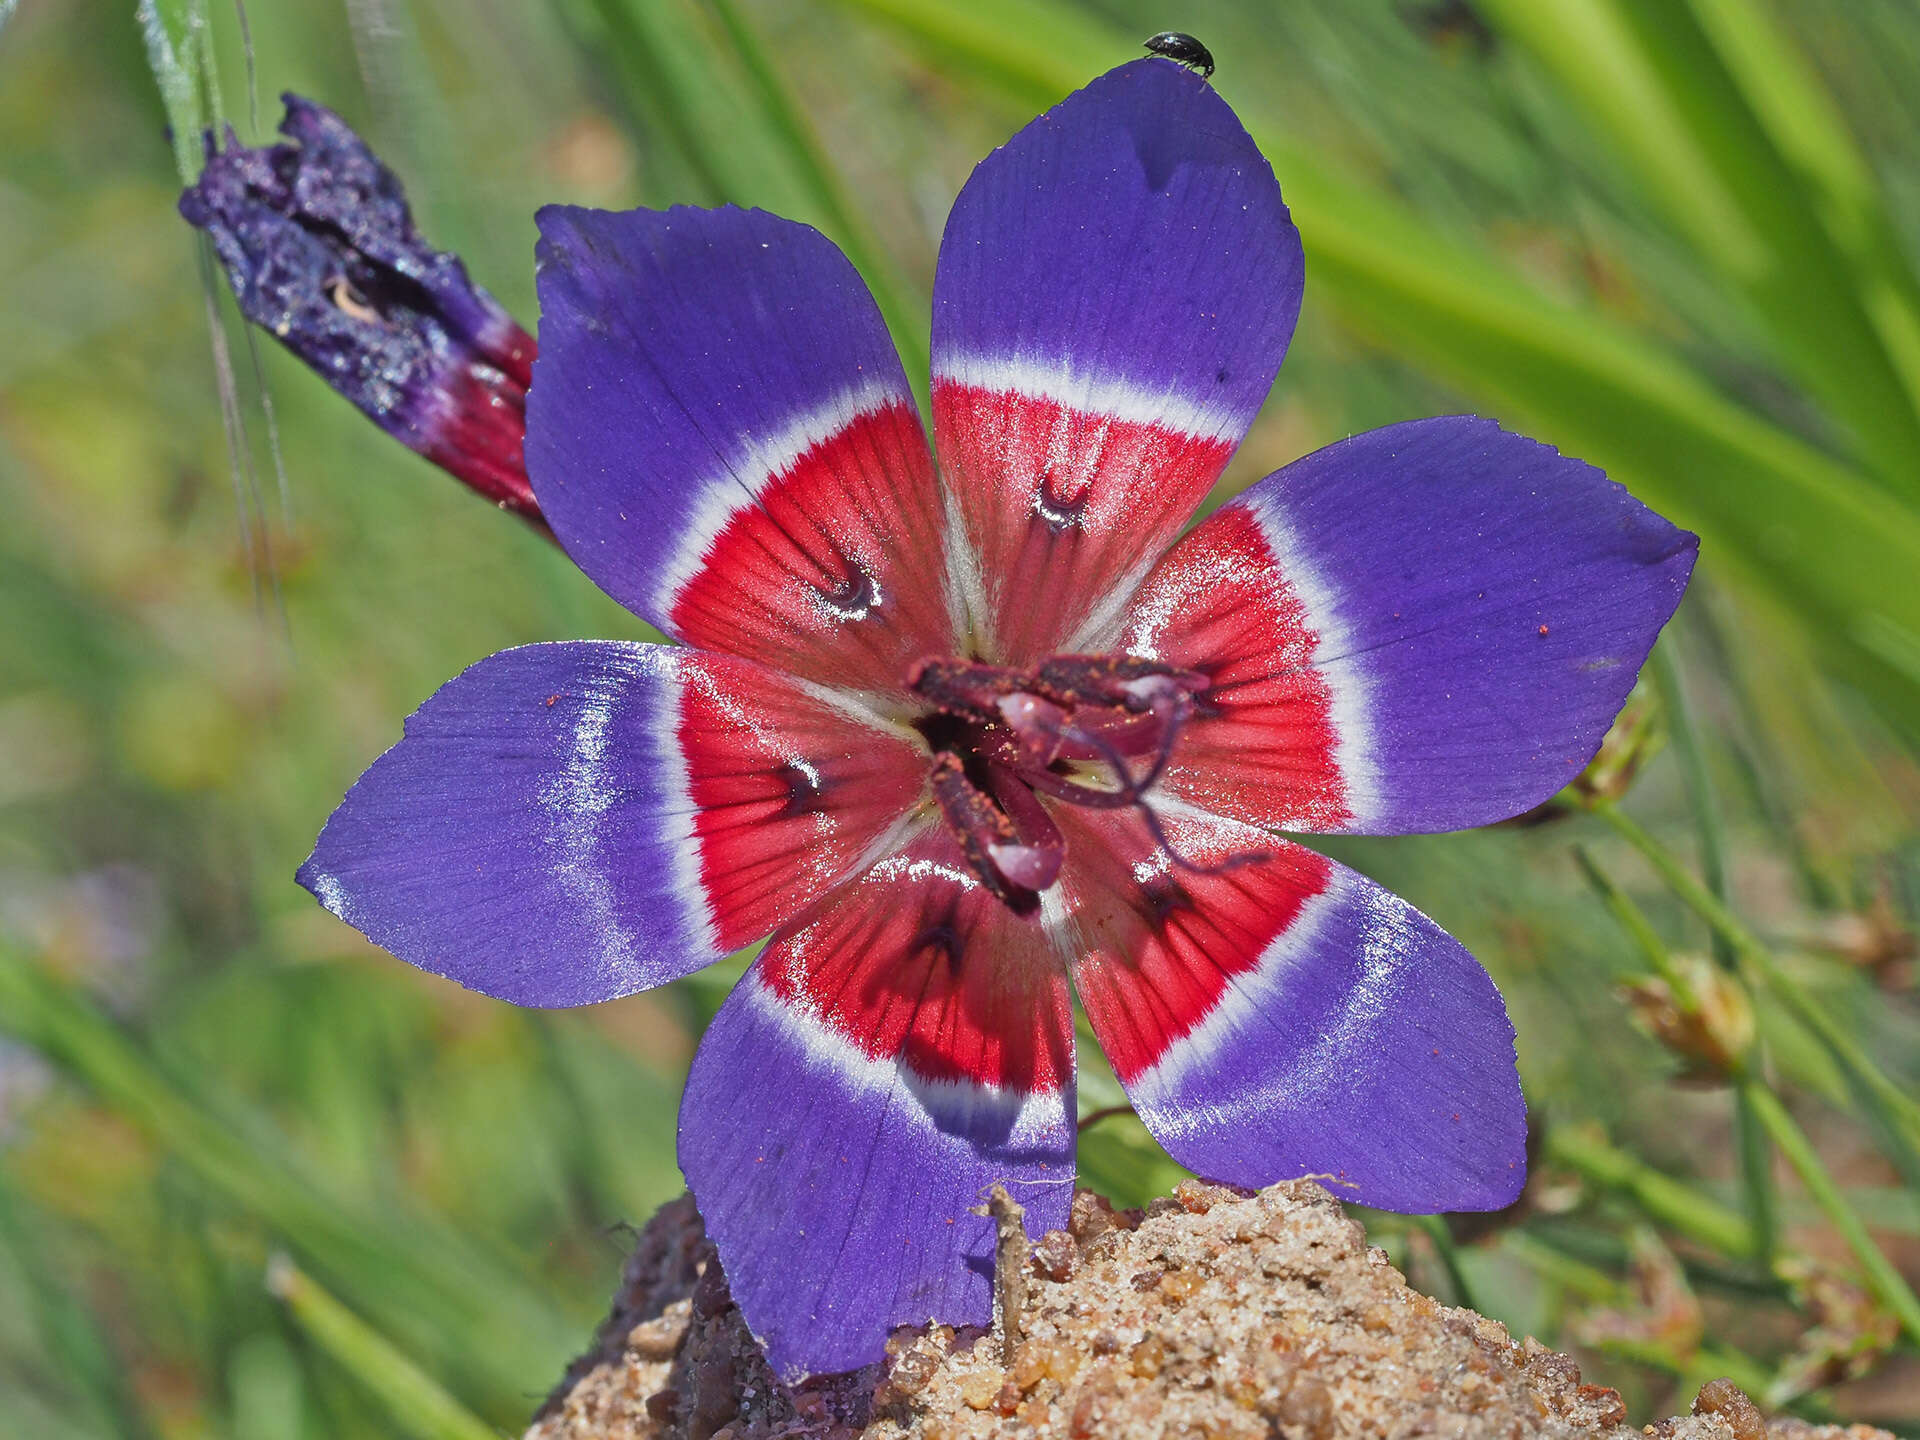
[1143,31,1215,80]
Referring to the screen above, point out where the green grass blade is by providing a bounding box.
[582,0,810,210]
[1744,1084,1920,1348]
[0,945,576,1424]
[829,0,1920,731]
[1475,0,1920,492]
[1649,643,1732,965]
[0,1177,155,1439]
[1682,0,1920,429]
[268,1257,498,1440]
[136,0,215,182]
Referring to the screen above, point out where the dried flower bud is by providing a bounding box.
[179,95,544,530]
[1569,694,1663,805]
[1771,1255,1901,1399]
[1617,954,1754,1081]
[1806,888,1915,990]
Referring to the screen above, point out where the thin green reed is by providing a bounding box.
[1569,843,1920,1349]
[267,1256,498,1440]
[1650,642,1778,1269]
[0,945,578,1426]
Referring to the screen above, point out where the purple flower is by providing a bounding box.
[299,59,1696,1377]
[180,96,542,528]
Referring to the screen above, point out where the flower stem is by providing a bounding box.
[1649,643,1780,1265]
[1583,796,1920,1151]
[1741,1083,1920,1348]
[1542,1126,1758,1260]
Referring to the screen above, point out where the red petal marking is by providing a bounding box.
[758,832,1073,1092]
[1059,807,1333,1084]
[1122,504,1352,833]
[676,658,926,952]
[668,401,954,696]
[933,380,1235,666]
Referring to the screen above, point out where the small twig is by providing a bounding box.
[972,1184,1028,1367]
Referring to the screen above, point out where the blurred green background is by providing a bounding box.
[3,0,1920,1435]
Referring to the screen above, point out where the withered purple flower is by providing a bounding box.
[180,96,541,528]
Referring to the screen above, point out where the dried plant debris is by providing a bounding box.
[525,1181,1893,1440]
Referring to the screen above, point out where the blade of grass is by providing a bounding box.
[705,0,929,389]
[268,1256,497,1440]
[1503,1230,1620,1302]
[1682,0,1920,426]
[1743,1085,1920,1348]
[138,0,216,181]
[1648,643,1731,962]
[0,1176,155,1440]
[829,0,1920,732]
[1475,0,1920,493]
[0,945,577,1423]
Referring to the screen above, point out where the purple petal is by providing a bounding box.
[1124,415,1698,835]
[297,642,925,1006]
[928,58,1303,662]
[526,206,953,694]
[679,837,1075,1378]
[1060,806,1525,1214]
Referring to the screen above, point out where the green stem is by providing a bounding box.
[1570,844,1699,1004]
[1649,642,1733,964]
[1414,1214,1478,1313]
[269,1257,497,1440]
[1584,796,1920,1149]
[1731,1087,1779,1272]
[1543,1126,1758,1260]
[1575,844,1781,1266]
[1649,642,1779,1265]
[1743,1084,1920,1348]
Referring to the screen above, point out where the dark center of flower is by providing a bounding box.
[907,653,1210,916]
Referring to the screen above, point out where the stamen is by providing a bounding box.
[911,650,1230,909]
[995,692,1066,768]
[928,753,1044,915]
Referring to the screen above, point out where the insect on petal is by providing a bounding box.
[931,58,1304,664]
[1060,805,1527,1213]
[679,831,1075,1378]
[527,206,954,698]
[298,642,924,1005]
[1123,416,1698,836]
